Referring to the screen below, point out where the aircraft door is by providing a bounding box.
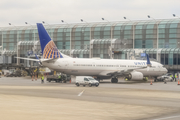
[116,64,120,71]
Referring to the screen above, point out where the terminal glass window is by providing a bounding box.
[173,53,178,65]
[159,39,165,48]
[135,40,142,48]
[113,24,121,39]
[135,24,143,41]
[145,40,153,48]
[169,39,177,48]
[103,26,111,38]
[57,42,63,49]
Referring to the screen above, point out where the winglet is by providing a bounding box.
[146,54,151,67]
[35,54,42,66]
[35,54,40,60]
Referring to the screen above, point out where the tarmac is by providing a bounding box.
[0,77,180,120]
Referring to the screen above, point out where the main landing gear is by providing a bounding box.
[154,77,157,82]
[111,77,118,83]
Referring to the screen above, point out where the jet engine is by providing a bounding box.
[125,71,144,81]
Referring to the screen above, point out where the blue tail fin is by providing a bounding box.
[37,23,63,59]
[146,54,151,67]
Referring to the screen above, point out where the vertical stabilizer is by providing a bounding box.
[37,23,63,59]
[146,54,151,67]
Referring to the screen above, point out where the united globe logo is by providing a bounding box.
[43,40,62,59]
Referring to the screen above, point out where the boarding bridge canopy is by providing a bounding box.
[59,50,71,55]
[18,41,39,46]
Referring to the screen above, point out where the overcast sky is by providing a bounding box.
[0,0,179,27]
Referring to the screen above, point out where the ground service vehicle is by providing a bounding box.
[6,70,22,77]
[156,73,174,82]
[47,75,62,82]
[76,76,99,87]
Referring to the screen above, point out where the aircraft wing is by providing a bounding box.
[100,67,147,77]
[15,57,39,61]
[105,54,151,77]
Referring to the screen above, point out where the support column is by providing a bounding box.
[89,27,92,58]
[16,30,19,65]
[156,23,159,62]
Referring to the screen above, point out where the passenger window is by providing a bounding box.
[84,78,89,81]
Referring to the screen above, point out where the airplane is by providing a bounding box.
[17,23,168,83]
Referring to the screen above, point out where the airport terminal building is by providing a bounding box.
[0,18,180,72]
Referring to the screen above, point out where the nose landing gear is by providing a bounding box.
[111,77,118,83]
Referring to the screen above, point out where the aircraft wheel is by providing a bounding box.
[111,78,114,83]
[111,78,118,83]
[114,78,118,83]
[76,83,79,87]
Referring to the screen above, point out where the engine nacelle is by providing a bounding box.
[126,71,144,81]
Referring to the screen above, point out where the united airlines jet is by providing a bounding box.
[17,23,167,83]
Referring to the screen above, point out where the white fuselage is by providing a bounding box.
[42,58,167,77]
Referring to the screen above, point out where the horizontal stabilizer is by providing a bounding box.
[15,57,58,63]
[15,57,39,61]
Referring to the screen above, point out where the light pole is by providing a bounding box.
[25,22,35,67]
[124,17,135,49]
[61,20,69,25]
[173,14,180,49]
[102,18,113,59]
[0,28,2,56]
[42,21,51,36]
[173,14,180,18]
[102,18,110,22]
[81,19,88,24]
[0,46,2,63]
[25,22,35,49]
[147,15,159,61]
[61,20,71,57]
[80,19,92,58]
[9,23,19,65]
[0,27,3,64]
